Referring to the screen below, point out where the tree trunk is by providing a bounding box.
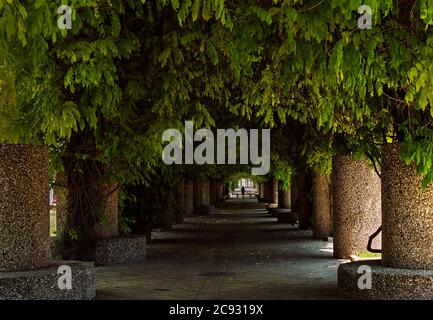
[61,131,106,261]
[278,181,291,209]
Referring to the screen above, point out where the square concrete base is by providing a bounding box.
[338,260,433,299]
[96,235,147,266]
[266,203,278,210]
[0,261,95,300]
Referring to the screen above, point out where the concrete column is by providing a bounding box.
[266,180,272,203]
[175,179,185,224]
[176,179,185,213]
[193,180,201,211]
[226,183,230,197]
[278,181,291,209]
[215,182,221,201]
[201,179,210,206]
[297,172,312,230]
[184,179,194,216]
[259,183,267,200]
[312,170,332,239]
[215,181,223,202]
[217,182,224,201]
[55,171,69,239]
[291,177,299,213]
[161,189,174,230]
[209,180,217,205]
[219,181,224,201]
[332,156,381,258]
[194,179,211,215]
[275,181,293,223]
[382,144,433,269]
[0,144,50,271]
[267,179,278,208]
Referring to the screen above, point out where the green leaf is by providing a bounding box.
[192,0,200,21]
[202,0,211,21]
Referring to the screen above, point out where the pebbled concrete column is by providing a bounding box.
[267,179,278,208]
[382,144,433,269]
[218,182,225,201]
[0,144,95,299]
[338,144,433,299]
[276,181,293,223]
[184,179,194,216]
[312,170,332,239]
[262,182,268,202]
[194,179,211,215]
[55,171,69,240]
[332,156,381,258]
[94,185,146,265]
[290,177,300,215]
[175,179,185,224]
[278,181,291,209]
[209,180,217,206]
[161,189,174,230]
[0,144,50,271]
[298,172,312,230]
[176,179,185,213]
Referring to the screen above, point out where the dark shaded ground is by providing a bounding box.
[96,199,346,300]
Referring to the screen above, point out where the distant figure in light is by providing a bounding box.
[241,186,246,198]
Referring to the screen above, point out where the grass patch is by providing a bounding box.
[50,209,57,236]
[356,250,381,258]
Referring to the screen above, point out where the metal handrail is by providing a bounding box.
[367,226,382,253]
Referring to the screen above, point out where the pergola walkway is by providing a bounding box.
[96,199,347,300]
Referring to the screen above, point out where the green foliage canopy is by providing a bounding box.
[3,0,433,187]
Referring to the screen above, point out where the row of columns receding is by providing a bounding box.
[2,143,433,299]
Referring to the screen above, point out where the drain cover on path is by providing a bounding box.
[198,272,236,277]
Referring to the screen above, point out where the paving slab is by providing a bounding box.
[96,199,346,300]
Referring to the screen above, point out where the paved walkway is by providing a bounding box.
[96,199,347,300]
